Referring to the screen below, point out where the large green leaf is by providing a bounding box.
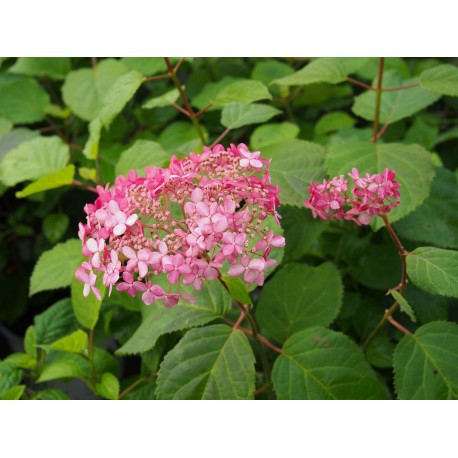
[327,142,435,226]
[62,59,128,121]
[37,352,89,383]
[212,80,272,106]
[158,121,208,155]
[98,70,144,127]
[120,57,166,77]
[395,168,458,249]
[191,76,242,110]
[142,88,181,109]
[0,363,22,397]
[0,136,70,187]
[221,103,281,129]
[115,140,170,177]
[49,329,88,354]
[16,164,75,198]
[419,64,458,97]
[272,327,387,399]
[0,117,12,139]
[0,77,50,123]
[352,71,441,124]
[9,57,71,80]
[263,139,327,207]
[394,321,458,399]
[29,239,82,296]
[0,128,39,159]
[250,122,299,150]
[71,275,106,330]
[42,213,70,244]
[406,247,458,298]
[315,111,355,137]
[257,263,343,343]
[96,373,120,400]
[117,280,231,355]
[155,324,255,400]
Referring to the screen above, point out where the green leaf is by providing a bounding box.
[272,58,348,86]
[263,139,327,207]
[117,280,231,355]
[0,128,39,159]
[96,373,120,400]
[272,327,387,399]
[391,291,416,322]
[9,57,71,80]
[0,136,70,187]
[158,121,208,155]
[257,263,343,343]
[121,381,156,400]
[404,285,448,325]
[82,118,102,160]
[1,385,25,400]
[15,165,75,198]
[62,59,128,121]
[395,168,458,249]
[120,57,166,77]
[404,115,438,151]
[315,111,355,137]
[251,59,295,88]
[0,363,22,397]
[49,330,88,354]
[42,213,70,244]
[220,274,253,306]
[38,389,70,400]
[191,76,242,110]
[419,64,458,97]
[212,80,272,106]
[115,140,170,177]
[366,333,396,369]
[35,298,79,345]
[24,325,37,359]
[71,275,106,330]
[250,122,299,150]
[98,70,144,127]
[406,247,458,298]
[221,103,281,129]
[93,348,119,380]
[142,88,181,109]
[0,77,50,123]
[394,321,458,399]
[327,142,435,226]
[156,325,255,400]
[29,239,82,296]
[352,71,441,124]
[0,117,12,139]
[37,352,89,383]
[4,353,37,370]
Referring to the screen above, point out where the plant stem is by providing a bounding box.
[210,127,231,148]
[347,77,419,92]
[164,57,206,146]
[118,377,146,400]
[371,57,385,143]
[387,316,412,335]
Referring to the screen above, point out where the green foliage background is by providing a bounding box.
[0,57,457,400]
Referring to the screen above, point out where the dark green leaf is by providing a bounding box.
[42,213,70,244]
[250,122,299,150]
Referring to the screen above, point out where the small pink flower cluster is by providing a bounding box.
[75,144,285,306]
[304,168,400,225]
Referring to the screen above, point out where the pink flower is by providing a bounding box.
[85,238,105,269]
[75,266,101,300]
[228,255,275,286]
[122,247,152,278]
[133,281,165,305]
[116,271,137,297]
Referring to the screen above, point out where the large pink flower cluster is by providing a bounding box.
[304,168,400,225]
[75,144,285,307]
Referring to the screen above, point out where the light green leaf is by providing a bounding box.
[0,117,12,139]
[0,128,39,159]
[0,77,50,123]
[96,373,120,400]
[221,103,281,129]
[15,164,75,198]
[158,121,208,155]
[49,330,88,354]
[82,118,102,160]
[263,139,327,207]
[327,142,435,226]
[4,353,36,370]
[62,59,128,121]
[121,57,166,77]
[117,280,231,355]
[0,136,69,187]
[9,57,71,80]
[115,140,170,177]
[220,274,253,306]
[394,321,458,399]
[71,275,106,330]
[395,168,458,249]
[35,298,79,346]
[98,70,144,127]
[37,352,89,383]
[391,291,416,322]
[30,239,82,296]
[212,80,272,106]
[156,325,255,400]
[272,327,387,399]
[257,263,343,343]
[352,71,441,124]
[191,76,242,110]
[142,87,181,109]
[42,213,70,244]
[272,58,348,86]
[315,111,355,137]
[0,363,22,397]
[250,122,299,150]
[1,385,25,400]
[38,389,70,400]
[406,247,458,298]
[24,325,37,359]
[251,59,295,86]
[419,64,458,97]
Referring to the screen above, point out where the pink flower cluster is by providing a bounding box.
[304,168,400,225]
[75,144,285,307]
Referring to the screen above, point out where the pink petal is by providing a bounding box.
[86,238,98,253]
[108,200,120,214]
[191,187,203,203]
[240,158,250,168]
[126,214,138,226]
[196,202,209,217]
[250,159,263,169]
[244,269,258,283]
[142,290,155,305]
[122,246,136,259]
[113,223,126,236]
[228,264,245,277]
[138,261,148,278]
